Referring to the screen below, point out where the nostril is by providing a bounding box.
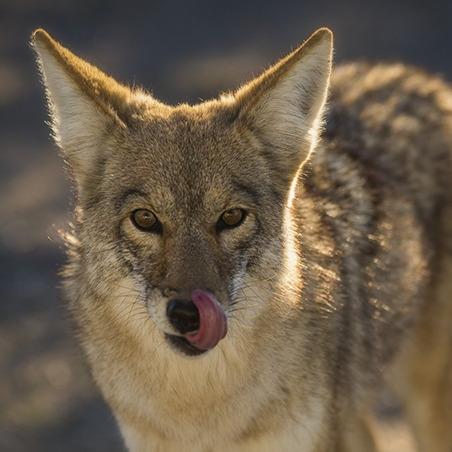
[166,299,200,334]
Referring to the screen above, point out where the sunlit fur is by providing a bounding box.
[33,27,452,452]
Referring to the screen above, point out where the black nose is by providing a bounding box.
[166,299,200,334]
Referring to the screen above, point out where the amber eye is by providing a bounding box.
[217,208,246,231]
[132,209,160,231]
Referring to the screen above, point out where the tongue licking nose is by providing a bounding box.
[184,289,227,350]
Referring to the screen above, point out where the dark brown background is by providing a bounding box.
[1,0,451,450]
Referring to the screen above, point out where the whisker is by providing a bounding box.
[150,337,167,360]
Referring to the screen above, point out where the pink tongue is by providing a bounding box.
[184,289,227,350]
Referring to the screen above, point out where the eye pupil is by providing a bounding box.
[221,209,244,227]
[133,209,157,230]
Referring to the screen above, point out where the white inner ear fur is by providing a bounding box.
[249,37,332,167]
[35,46,116,178]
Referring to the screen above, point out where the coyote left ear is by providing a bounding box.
[235,28,333,184]
[31,29,138,193]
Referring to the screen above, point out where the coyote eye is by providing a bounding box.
[217,208,246,231]
[132,209,160,232]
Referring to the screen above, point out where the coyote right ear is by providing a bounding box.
[234,29,333,189]
[31,30,138,189]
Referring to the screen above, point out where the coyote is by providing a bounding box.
[33,28,452,451]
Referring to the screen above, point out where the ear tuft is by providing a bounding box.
[306,27,333,48]
[32,29,53,48]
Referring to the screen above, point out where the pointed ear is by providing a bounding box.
[31,29,138,191]
[235,28,333,185]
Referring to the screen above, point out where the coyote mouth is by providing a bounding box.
[183,289,228,350]
[166,334,209,356]
[165,289,228,356]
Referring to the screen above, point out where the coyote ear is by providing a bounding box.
[31,29,137,186]
[235,28,333,185]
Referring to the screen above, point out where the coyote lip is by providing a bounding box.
[166,334,208,357]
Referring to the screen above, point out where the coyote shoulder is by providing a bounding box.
[33,28,452,452]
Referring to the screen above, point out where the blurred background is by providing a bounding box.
[1,0,452,450]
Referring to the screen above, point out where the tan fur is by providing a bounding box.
[387,204,452,452]
[32,28,452,452]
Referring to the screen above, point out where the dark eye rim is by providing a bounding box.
[216,208,247,232]
[131,209,162,233]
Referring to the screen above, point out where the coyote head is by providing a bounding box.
[33,29,332,357]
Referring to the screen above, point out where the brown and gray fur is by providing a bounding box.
[32,27,452,452]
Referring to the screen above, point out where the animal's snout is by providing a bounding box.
[166,299,200,334]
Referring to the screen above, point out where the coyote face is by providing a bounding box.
[32,28,331,359]
[102,108,290,355]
